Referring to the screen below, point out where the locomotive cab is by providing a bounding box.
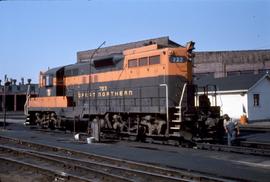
[25,67,74,128]
[39,66,65,97]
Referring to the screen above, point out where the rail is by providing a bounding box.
[30,127,270,158]
[0,135,237,182]
[196,142,270,157]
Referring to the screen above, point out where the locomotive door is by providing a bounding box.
[56,67,66,96]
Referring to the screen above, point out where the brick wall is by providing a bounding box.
[194,49,270,78]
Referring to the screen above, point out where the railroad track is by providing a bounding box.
[196,142,270,157]
[239,141,270,150]
[0,135,238,182]
[0,112,25,120]
[0,144,132,182]
[0,157,92,182]
[240,125,270,132]
[30,128,270,157]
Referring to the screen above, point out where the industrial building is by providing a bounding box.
[0,78,38,112]
[194,49,270,78]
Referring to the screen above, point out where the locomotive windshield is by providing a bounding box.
[45,75,53,87]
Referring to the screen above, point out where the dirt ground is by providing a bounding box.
[0,163,54,182]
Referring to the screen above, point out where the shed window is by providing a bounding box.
[253,94,260,107]
[128,59,137,67]
[139,57,148,66]
[149,55,160,65]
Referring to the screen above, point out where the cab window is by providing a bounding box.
[139,57,148,66]
[45,75,53,87]
[128,59,137,67]
[149,55,160,65]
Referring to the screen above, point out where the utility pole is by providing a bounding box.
[87,41,106,141]
[3,75,11,129]
[3,82,6,129]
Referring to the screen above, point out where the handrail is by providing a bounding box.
[178,83,187,123]
[24,84,31,116]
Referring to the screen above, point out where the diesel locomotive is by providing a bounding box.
[25,39,224,141]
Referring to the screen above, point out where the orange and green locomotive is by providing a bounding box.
[25,39,224,141]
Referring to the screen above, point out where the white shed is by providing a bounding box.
[195,73,270,122]
[247,74,270,121]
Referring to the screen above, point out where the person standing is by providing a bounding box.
[223,114,240,146]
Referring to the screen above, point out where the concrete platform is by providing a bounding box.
[240,121,270,130]
[0,120,270,182]
[0,111,25,120]
[239,121,270,144]
[241,132,270,143]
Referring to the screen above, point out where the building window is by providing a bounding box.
[253,94,260,107]
[227,71,240,76]
[139,57,148,66]
[149,55,160,65]
[31,86,35,92]
[259,69,269,74]
[240,70,254,75]
[194,72,214,79]
[128,59,137,67]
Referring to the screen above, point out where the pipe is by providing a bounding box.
[160,84,169,136]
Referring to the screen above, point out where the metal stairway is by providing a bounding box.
[169,83,187,136]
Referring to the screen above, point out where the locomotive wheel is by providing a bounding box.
[179,130,193,141]
[41,120,49,129]
[159,123,167,135]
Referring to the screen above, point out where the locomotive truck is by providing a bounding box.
[25,38,224,142]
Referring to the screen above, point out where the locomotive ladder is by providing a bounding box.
[170,83,187,136]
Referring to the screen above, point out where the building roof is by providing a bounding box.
[45,66,64,75]
[248,73,270,91]
[194,73,267,92]
[0,83,39,95]
[77,36,181,63]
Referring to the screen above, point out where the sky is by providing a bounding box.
[0,0,269,83]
